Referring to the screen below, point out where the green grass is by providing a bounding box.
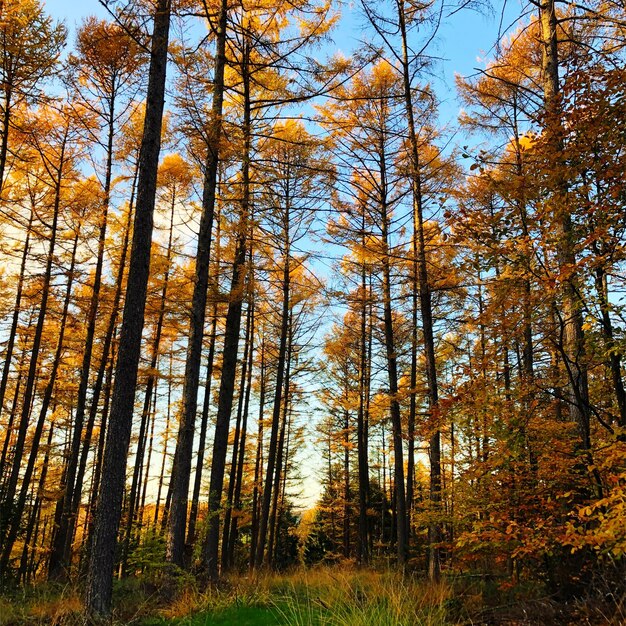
[141,604,281,626]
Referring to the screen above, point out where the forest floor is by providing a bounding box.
[1,566,623,625]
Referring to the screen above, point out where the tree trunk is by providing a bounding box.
[226,298,255,568]
[1,220,78,577]
[154,352,174,529]
[186,305,218,547]
[356,257,370,565]
[221,299,253,570]
[397,0,441,578]
[85,1,171,615]
[249,334,266,567]
[539,0,601,497]
[122,193,175,571]
[254,228,291,569]
[166,0,229,567]
[203,26,250,577]
[64,192,136,572]
[594,267,626,428]
[203,217,249,578]
[268,323,293,567]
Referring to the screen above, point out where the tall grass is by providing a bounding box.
[251,567,451,626]
[3,565,624,624]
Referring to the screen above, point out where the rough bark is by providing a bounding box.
[85,0,171,615]
[166,0,229,567]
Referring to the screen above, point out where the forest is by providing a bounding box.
[0,0,625,623]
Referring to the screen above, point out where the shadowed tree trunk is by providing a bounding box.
[166,0,229,567]
[254,227,291,569]
[48,86,119,582]
[539,0,600,496]
[187,199,222,548]
[155,352,174,529]
[186,305,218,547]
[203,21,250,577]
[267,321,293,567]
[356,252,370,564]
[249,333,267,566]
[85,0,171,615]
[0,203,33,442]
[122,192,175,572]
[221,297,253,570]
[226,297,255,568]
[396,0,441,578]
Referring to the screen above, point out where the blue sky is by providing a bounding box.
[44,0,528,129]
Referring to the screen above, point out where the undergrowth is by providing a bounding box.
[1,566,624,625]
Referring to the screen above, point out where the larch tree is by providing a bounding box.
[85,0,171,616]
[48,16,145,581]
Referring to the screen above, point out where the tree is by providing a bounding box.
[0,0,65,438]
[0,103,82,579]
[165,0,229,568]
[0,0,65,192]
[85,0,171,616]
[48,16,144,581]
[320,61,409,566]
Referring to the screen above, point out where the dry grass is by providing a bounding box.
[0,585,83,625]
[222,566,452,625]
[2,566,625,625]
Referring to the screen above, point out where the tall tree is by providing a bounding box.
[85,0,171,616]
[165,0,229,568]
[48,17,143,580]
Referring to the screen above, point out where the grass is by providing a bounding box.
[2,566,624,624]
[141,605,280,626]
[136,567,452,626]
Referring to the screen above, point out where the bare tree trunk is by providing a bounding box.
[406,233,418,540]
[49,97,117,581]
[356,258,370,564]
[268,324,293,567]
[81,333,116,571]
[186,307,218,546]
[154,352,174,529]
[166,0,228,567]
[343,407,350,559]
[85,1,171,614]
[397,0,440,578]
[539,0,600,497]
[377,135,407,566]
[203,219,248,578]
[254,238,290,569]
[221,299,253,570]
[19,422,54,584]
[122,195,175,571]
[203,30,250,577]
[187,199,222,548]
[0,342,27,501]
[1,226,79,573]
[226,298,255,568]
[249,334,266,567]
[594,267,626,427]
